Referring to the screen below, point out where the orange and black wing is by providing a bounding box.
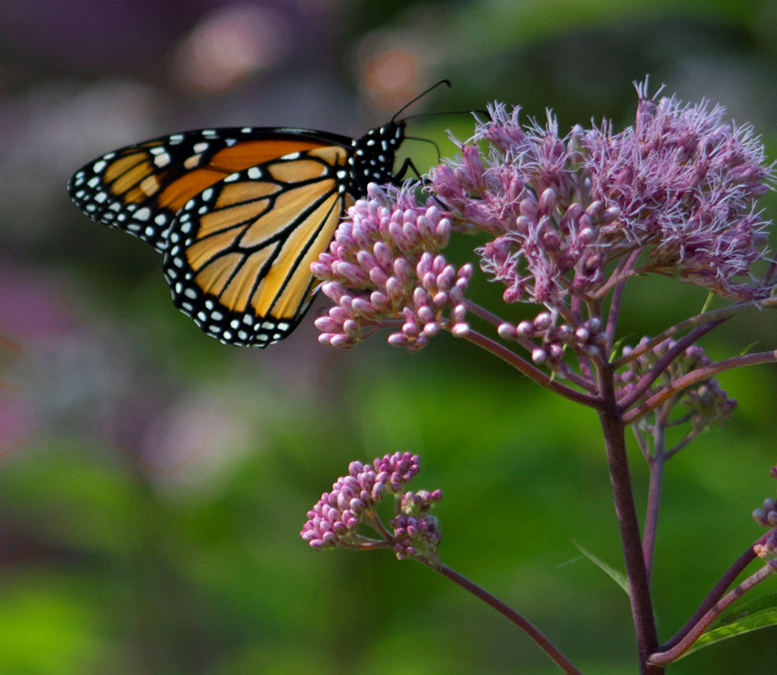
[161,144,354,347]
[68,127,354,254]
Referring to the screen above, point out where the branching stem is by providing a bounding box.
[661,534,769,651]
[650,563,775,665]
[460,329,599,407]
[623,350,777,425]
[642,404,669,585]
[618,321,724,411]
[612,297,777,370]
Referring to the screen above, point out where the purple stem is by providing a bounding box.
[604,249,641,353]
[605,278,627,353]
[617,321,724,411]
[462,299,545,358]
[660,534,768,651]
[462,302,597,393]
[642,406,668,585]
[461,329,599,408]
[623,350,777,425]
[598,367,661,675]
[650,563,775,665]
[664,429,698,460]
[571,295,595,381]
[611,297,777,370]
[437,564,584,675]
[463,299,505,328]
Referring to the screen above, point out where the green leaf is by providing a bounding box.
[610,334,633,361]
[680,593,777,658]
[699,292,714,315]
[572,541,630,597]
[734,341,758,358]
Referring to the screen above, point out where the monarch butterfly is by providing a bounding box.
[68,83,448,348]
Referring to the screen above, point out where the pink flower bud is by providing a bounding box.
[418,306,436,324]
[498,323,517,340]
[538,188,557,216]
[370,291,389,311]
[533,312,552,331]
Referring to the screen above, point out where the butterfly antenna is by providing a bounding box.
[404,135,442,163]
[401,109,489,123]
[391,80,452,123]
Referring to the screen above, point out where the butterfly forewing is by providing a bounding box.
[67,128,346,253]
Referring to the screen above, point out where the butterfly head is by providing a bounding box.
[347,120,407,194]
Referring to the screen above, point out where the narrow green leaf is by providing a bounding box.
[680,593,777,658]
[610,334,633,361]
[699,292,714,315]
[572,541,630,597]
[734,341,758,358]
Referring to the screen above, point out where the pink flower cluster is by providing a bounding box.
[301,451,443,566]
[429,82,774,304]
[311,185,472,351]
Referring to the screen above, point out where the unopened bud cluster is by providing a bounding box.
[390,490,443,567]
[312,184,472,351]
[753,467,777,568]
[498,313,607,374]
[753,498,777,529]
[301,452,443,566]
[616,338,736,429]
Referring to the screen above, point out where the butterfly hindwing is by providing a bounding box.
[162,145,352,347]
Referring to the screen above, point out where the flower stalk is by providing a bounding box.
[438,564,585,675]
[598,368,662,674]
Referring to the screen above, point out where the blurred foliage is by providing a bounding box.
[2,0,777,673]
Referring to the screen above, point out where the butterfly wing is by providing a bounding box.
[67,127,353,254]
[162,144,354,347]
[68,122,407,347]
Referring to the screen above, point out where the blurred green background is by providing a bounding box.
[1,0,777,673]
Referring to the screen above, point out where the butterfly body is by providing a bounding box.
[68,121,408,347]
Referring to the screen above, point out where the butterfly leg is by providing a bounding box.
[394,157,423,182]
